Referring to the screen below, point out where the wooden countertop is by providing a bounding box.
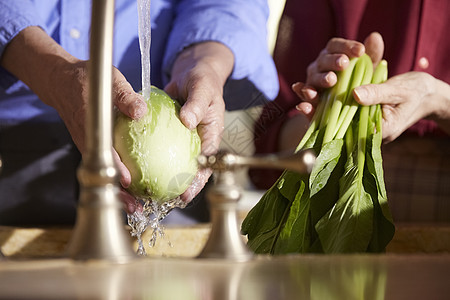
[1,222,449,259]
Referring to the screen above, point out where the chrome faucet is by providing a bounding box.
[66,0,136,262]
[197,149,316,261]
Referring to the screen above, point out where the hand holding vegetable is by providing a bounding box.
[0,26,148,213]
[294,32,384,115]
[164,41,235,202]
[242,53,395,254]
[278,33,384,152]
[293,32,450,140]
[353,72,450,140]
[115,87,201,205]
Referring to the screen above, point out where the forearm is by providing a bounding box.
[0,26,78,107]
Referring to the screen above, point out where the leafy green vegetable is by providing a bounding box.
[242,55,395,254]
[114,86,201,203]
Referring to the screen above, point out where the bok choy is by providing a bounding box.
[241,54,395,254]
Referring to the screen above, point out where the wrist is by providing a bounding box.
[172,41,235,86]
[429,77,450,134]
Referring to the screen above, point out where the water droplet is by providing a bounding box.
[127,197,187,255]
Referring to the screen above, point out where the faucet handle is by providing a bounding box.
[196,148,316,261]
[197,148,316,174]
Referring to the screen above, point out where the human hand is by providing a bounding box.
[293,32,384,119]
[292,31,450,142]
[48,60,148,213]
[164,41,234,203]
[353,72,450,142]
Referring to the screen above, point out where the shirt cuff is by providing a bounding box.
[0,1,42,90]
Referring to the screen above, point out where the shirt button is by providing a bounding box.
[418,57,429,69]
[70,28,81,39]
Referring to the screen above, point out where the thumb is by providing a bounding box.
[164,80,203,130]
[112,70,148,119]
[179,87,212,130]
[363,32,384,67]
[353,84,386,106]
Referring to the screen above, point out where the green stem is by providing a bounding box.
[318,89,333,130]
[371,60,388,84]
[333,54,369,137]
[335,54,373,140]
[375,104,382,134]
[369,105,377,122]
[344,121,354,156]
[371,60,388,134]
[295,95,327,152]
[322,57,358,144]
[357,105,370,180]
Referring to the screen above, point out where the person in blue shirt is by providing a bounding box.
[0,0,278,225]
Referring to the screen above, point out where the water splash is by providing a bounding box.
[127,197,187,256]
[137,0,151,99]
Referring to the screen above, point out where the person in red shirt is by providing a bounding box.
[251,0,450,222]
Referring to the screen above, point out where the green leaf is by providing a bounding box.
[242,184,290,253]
[278,170,305,200]
[315,126,373,253]
[274,180,311,253]
[310,139,344,197]
[368,106,388,199]
[316,163,374,253]
[242,170,308,254]
[365,106,395,251]
[242,126,320,254]
[309,140,346,227]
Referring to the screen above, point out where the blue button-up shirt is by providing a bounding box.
[0,0,278,124]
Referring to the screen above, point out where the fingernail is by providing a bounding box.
[292,82,304,98]
[127,202,136,214]
[324,72,333,84]
[302,88,317,100]
[129,99,147,119]
[181,110,197,129]
[353,87,367,102]
[292,82,301,90]
[296,104,312,114]
[118,164,131,188]
[350,44,364,56]
[337,56,349,68]
[120,177,129,188]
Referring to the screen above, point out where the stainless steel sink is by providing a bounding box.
[1,223,449,299]
[0,251,449,299]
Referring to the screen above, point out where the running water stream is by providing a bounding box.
[137,0,151,99]
[127,0,188,256]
